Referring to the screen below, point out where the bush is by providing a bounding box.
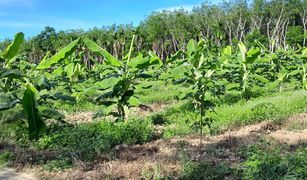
[181,161,232,180]
[43,158,72,172]
[242,147,307,179]
[35,119,153,161]
[0,151,15,166]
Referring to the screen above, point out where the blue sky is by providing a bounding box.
[0,0,222,40]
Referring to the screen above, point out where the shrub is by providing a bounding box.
[0,151,15,166]
[242,146,307,179]
[35,119,154,161]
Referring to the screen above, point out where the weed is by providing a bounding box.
[0,151,15,167]
[43,158,72,172]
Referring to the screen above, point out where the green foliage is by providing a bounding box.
[1,32,24,60]
[37,38,80,70]
[0,151,15,167]
[286,26,304,46]
[35,119,153,161]
[43,158,72,172]
[161,90,307,137]
[180,161,232,180]
[22,85,46,139]
[88,35,162,120]
[238,42,261,97]
[242,146,307,179]
[83,37,122,67]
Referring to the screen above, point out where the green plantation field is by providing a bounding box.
[0,31,306,179]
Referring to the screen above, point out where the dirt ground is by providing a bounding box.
[40,113,307,179]
[1,113,306,179]
[0,168,37,180]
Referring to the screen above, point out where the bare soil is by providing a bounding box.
[40,113,307,179]
[64,101,177,123]
[2,113,306,179]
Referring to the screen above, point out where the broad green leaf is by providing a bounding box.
[149,54,162,66]
[0,99,19,111]
[39,106,65,121]
[95,104,117,117]
[37,38,80,70]
[2,32,24,60]
[32,75,50,89]
[160,65,188,80]
[23,86,46,139]
[127,55,151,69]
[222,46,232,56]
[167,50,184,64]
[252,74,270,83]
[51,67,63,76]
[128,96,141,107]
[238,41,247,63]
[205,70,215,78]
[71,63,81,82]
[83,38,122,67]
[65,63,75,77]
[94,90,114,102]
[226,83,240,90]
[82,86,99,97]
[187,39,196,58]
[95,76,121,90]
[0,68,21,79]
[288,69,301,76]
[48,93,76,104]
[194,69,203,80]
[246,47,261,64]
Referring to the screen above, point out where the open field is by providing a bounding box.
[1,88,307,179]
[1,1,307,178]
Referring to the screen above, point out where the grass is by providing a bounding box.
[0,151,15,167]
[287,120,307,131]
[0,118,154,172]
[0,82,306,177]
[158,90,307,138]
[174,141,307,180]
[239,142,307,179]
[34,118,154,161]
[211,90,307,133]
[135,80,192,104]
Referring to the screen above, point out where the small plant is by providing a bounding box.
[44,158,72,172]
[0,151,15,167]
[241,144,307,179]
[83,36,161,120]
[237,42,261,98]
[162,39,224,145]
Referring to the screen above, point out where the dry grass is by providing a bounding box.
[34,113,307,179]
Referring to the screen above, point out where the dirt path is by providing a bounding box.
[40,113,307,179]
[3,113,306,179]
[64,101,177,123]
[0,168,36,180]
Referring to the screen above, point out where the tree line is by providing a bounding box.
[1,0,307,63]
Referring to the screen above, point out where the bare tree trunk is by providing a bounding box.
[301,9,307,47]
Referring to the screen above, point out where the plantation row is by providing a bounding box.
[0,32,306,140]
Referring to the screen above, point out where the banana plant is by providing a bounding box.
[83,36,162,120]
[161,39,224,145]
[292,47,307,90]
[238,42,261,98]
[1,32,66,140]
[22,84,46,139]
